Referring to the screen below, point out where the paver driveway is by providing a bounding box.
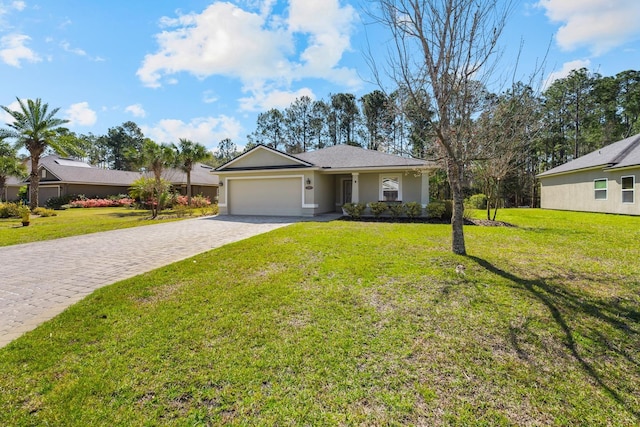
[0,214,337,348]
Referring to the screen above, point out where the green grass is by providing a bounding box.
[1,209,639,425]
[0,207,183,247]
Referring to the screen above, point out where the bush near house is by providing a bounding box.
[368,201,388,218]
[404,201,422,218]
[173,194,212,208]
[70,197,135,208]
[465,193,487,209]
[0,202,21,218]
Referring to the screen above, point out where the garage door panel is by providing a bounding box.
[229,178,302,216]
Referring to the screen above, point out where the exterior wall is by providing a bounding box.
[3,186,22,202]
[66,184,131,199]
[540,168,640,215]
[309,172,336,214]
[352,172,425,205]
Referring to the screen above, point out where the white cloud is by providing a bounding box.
[65,102,97,127]
[238,87,315,112]
[11,1,26,12]
[61,41,86,57]
[543,59,591,89]
[0,33,41,67]
[125,104,146,118]
[141,115,243,148]
[0,0,25,16]
[537,0,640,55]
[202,90,218,104]
[137,0,361,101]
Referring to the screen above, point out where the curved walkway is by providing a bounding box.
[0,214,339,348]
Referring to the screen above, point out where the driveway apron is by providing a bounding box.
[0,215,319,348]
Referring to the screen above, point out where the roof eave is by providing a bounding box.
[536,164,611,179]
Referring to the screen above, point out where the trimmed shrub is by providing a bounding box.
[368,201,388,218]
[342,202,366,219]
[388,203,406,219]
[404,202,423,219]
[426,201,446,219]
[0,202,21,218]
[46,194,76,209]
[33,207,57,217]
[465,193,487,209]
[69,197,135,208]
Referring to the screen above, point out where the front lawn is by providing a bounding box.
[1,209,638,425]
[0,207,184,247]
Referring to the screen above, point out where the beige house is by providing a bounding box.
[6,156,219,205]
[538,133,640,215]
[215,144,436,216]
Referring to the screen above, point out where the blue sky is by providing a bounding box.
[1,0,639,152]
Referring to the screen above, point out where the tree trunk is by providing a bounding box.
[29,155,40,209]
[0,177,5,202]
[446,158,466,255]
[186,169,192,206]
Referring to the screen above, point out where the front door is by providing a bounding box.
[342,179,352,204]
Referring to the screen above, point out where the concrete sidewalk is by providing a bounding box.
[0,214,338,348]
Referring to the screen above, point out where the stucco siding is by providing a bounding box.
[540,168,640,215]
[310,172,336,214]
[358,173,379,202]
[402,173,423,203]
[66,184,131,199]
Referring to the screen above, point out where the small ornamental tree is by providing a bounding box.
[129,176,171,218]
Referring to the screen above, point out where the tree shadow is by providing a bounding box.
[468,255,640,419]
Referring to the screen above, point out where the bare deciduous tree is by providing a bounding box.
[369,0,515,254]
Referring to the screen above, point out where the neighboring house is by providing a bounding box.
[5,156,219,205]
[3,175,24,202]
[163,163,219,201]
[215,144,436,216]
[538,133,640,215]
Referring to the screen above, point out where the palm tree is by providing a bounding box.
[174,138,211,205]
[0,139,26,202]
[127,139,175,218]
[1,98,69,208]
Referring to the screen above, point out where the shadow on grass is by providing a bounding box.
[469,255,640,420]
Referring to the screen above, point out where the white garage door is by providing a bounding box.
[228,177,303,216]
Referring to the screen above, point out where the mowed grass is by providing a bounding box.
[0,207,182,247]
[1,209,639,425]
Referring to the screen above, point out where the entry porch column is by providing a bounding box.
[351,172,360,203]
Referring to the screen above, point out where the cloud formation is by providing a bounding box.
[544,59,591,89]
[538,0,640,55]
[137,1,360,102]
[142,115,243,149]
[0,33,40,67]
[65,102,97,126]
[125,104,146,118]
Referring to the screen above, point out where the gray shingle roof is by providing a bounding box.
[20,156,218,186]
[537,133,640,177]
[294,145,432,169]
[40,156,142,185]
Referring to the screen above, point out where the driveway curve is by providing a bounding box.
[0,214,338,348]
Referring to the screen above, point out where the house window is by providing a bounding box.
[594,179,607,200]
[380,175,401,201]
[622,176,635,204]
[41,169,46,179]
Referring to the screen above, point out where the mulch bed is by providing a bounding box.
[339,216,515,227]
